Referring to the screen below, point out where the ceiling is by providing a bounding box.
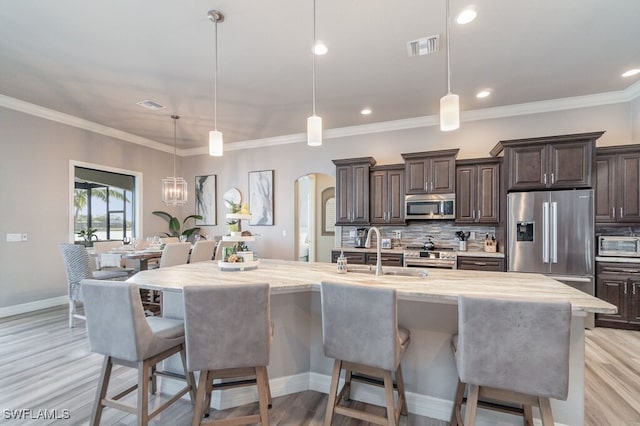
[1,1,639,152]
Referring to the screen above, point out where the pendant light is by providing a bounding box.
[161,115,188,206]
[307,0,322,146]
[440,0,460,131]
[208,10,224,156]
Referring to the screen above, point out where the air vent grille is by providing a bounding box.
[136,99,166,110]
[407,35,440,57]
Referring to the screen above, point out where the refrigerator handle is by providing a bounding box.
[551,201,558,263]
[542,202,549,263]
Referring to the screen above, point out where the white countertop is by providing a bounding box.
[128,258,615,314]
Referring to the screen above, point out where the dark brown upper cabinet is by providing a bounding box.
[596,145,640,223]
[401,149,459,195]
[370,164,406,225]
[491,132,603,192]
[333,157,376,226]
[456,158,500,224]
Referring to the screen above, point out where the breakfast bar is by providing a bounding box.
[127,259,616,425]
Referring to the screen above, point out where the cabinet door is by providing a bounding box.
[595,155,616,223]
[351,163,370,224]
[335,165,353,225]
[387,168,405,224]
[548,141,593,189]
[507,145,546,190]
[431,156,456,193]
[455,165,476,223]
[331,250,366,264]
[617,153,640,222]
[369,170,387,224]
[405,159,428,194]
[477,162,500,223]
[629,280,640,326]
[596,276,628,325]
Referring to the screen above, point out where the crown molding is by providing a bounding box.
[0,94,174,154]
[3,80,640,157]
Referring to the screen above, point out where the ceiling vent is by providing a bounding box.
[136,99,166,110]
[407,35,440,57]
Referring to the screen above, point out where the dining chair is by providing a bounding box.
[320,281,410,426]
[92,240,135,274]
[159,242,192,268]
[450,296,572,426]
[81,279,195,426]
[189,240,216,263]
[183,283,272,425]
[160,237,180,244]
[59,243,130,328]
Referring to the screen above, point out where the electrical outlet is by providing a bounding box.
[349,230,356,237]
[470,232,475,240]
[394,231,402,239]
[282,230,286,237]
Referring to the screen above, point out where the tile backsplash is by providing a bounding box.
[340,222,498,252]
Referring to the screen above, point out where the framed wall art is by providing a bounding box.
[195,174,217,225]
[249,170,274,225]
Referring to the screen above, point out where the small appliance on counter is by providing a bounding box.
[354,228,368,248]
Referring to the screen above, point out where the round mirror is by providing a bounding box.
[223,187,241,208]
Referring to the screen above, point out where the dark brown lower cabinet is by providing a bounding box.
[331,250,403,267]
[456,256,505,272]
[596,262,640,330]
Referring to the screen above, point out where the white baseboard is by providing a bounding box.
[0,296,67,318]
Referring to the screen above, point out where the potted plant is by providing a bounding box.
[76,227,99,247]
[152,211,203,240]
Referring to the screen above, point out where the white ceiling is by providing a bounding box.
[1,0,639,152]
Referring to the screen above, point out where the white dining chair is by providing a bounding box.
[189,240,216,263]
[160,237,180,245]
[159,242,191,268]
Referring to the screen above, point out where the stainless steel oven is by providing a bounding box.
[403,248,457,269]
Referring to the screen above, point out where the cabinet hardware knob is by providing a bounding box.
[551,173,555,184]
[543,173,547,184]
[624,282,628,295]
[612,207,616,218]
[620,207,623,218]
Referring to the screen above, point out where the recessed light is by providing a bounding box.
[622,68,640,77]
[456,7,477,25]
[361,108,372,115]
[476,90,491,98]
[313,42,328,55]
[136,99,165,110]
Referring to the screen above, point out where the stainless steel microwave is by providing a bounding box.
[405,194,455,220]
[598,236,640,257]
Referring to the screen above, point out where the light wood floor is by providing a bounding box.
[0,306,638,425]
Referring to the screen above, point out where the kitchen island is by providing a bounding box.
[128,259,615,425]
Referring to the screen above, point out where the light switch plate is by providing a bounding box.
[6,233,22,242]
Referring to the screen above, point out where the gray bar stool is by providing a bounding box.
[320,281,410,426]
[451,296,572,426]
[183,283,272,425]
[81,279,195,426]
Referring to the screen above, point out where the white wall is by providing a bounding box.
[0,99,637,310]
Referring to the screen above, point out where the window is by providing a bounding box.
[74,166,135,241]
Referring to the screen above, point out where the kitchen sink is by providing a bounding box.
[345,266,429,278]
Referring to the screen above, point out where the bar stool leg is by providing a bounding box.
[343,367,353,401]
[539,397,555,426]
[324,359,342,426]
[137,359,150,426]
[91,356,113,425]
[450,379,465,426]
[464,384,480,426]
[523,404,534,425]
[383,370,397,426]
[192,371,209,426]
[395,364,408,416]
[256,366,271,425]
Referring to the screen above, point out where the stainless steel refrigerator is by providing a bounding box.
[507,189,594,278]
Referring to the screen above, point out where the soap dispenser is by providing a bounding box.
[337,251,348,273]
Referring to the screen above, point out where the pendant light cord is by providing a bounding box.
[214,19,219,130]
[312,0,317,116]
[172,115,179,177]
[446,0,451,94]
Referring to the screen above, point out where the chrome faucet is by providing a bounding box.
[365,226,383,276]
